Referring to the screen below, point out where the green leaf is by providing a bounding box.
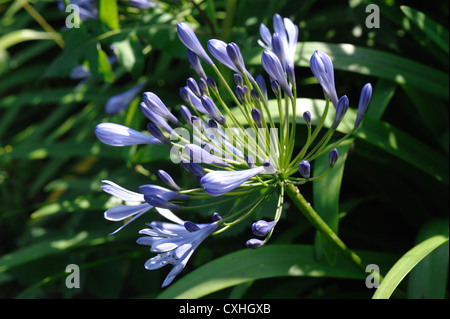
[401,6,449,54]
[99,0,119,30]
[97,44,115,82]
[0,231,112,274]
[157,244,397,299]
[313,139,353,265]
[407,219,449,299]
[366,79,397,120]
[245,42,449,99]
[372,235,449,299]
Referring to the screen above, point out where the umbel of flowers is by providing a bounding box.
[95,14,373,287]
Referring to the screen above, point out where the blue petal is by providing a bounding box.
[201,166,265,196]
[95,123,162,146]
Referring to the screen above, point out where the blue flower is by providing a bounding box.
[298,160,311,178]
[207,39,255,82]
[328,148,339,168]
[258,14,298,70]
[158,170,181,191]
[185,143,229,167]
[180,86,209,115]
[261,50,293,97]
[303,111,312,127]
[101,180,179,235]
[332,95,349,130]
[201,166,266,196]
[252,220,276,237]
[128,0,158,9]
[246,238,265,249]
[177,22,214,66]
[95,122,163,146]
[105,83,146,115]
[143,92,180,125]
[201,95,226,125]
[251,108,263,128]
[355,83,373,128]
[310,50,339,107]
[140,102,174,134]
[256,75,268,103]
[186,49,207,80]
[137,214,219,287]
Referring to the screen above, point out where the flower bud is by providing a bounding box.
[303,111,311,128]
[251,108,263,128]
[184,221,201,232]
[157,170,181,191]
[252,220,276,237]
[147,122,170,145]
[246,238,265,249]
[354,83,372,128]
[331,95,349,130]
[298,160,311,178]
[329,148,339,168]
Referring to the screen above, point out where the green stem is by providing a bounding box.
[285,183,367,274]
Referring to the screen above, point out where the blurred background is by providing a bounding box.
[0,0,448,299]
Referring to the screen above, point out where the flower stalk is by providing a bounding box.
[285,183,367,274]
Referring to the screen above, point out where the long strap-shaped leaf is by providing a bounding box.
[372,235,449,299]
[157,244,397,299]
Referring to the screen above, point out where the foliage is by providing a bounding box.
[0,0,448,299]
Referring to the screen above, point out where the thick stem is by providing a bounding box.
[285,183,367,274]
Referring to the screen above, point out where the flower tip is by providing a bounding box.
[212,212,223,221]
[246,238,265,249]
[184,221,201,232]
[329,148,339,168]
[303,111,312,127]
[355,83,373,128]
[298,160,311,178]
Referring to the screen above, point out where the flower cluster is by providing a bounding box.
[95,14,372,287]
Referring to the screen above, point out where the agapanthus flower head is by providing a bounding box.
[310,50,339,107]
[96,13,372,288]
